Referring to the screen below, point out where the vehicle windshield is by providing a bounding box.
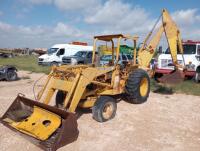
[101,55,116,61]
[126,55,133,60]
[182,44,196,54]
[165,44,196,54]
[48,48,59,54]
[74,51,87,57]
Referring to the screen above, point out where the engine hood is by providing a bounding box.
[39,54,49,59]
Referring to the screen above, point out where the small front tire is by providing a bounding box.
[92,96,117,122]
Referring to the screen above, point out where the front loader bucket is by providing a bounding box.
[158,69,185,85]
[0,94,79,151]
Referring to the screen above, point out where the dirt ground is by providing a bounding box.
[0,71,200,151]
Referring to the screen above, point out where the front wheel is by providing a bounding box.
[55,90,67,108]
[92,96,117,122]
[194,72,200,83]
[125,69,150,104]
[6,70,18,81]
[50,61,59,66]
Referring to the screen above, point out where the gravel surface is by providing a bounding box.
[0,71,200,151]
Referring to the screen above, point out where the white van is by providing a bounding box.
[38,44,93,65]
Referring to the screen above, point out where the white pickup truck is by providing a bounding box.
[155,40,200,82]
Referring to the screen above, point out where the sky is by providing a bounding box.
[0,0,200,48]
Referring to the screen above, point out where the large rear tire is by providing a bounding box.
[92,96,117,122]
[125,69,150,104]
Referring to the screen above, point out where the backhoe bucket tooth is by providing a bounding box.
[0,95,79,151]
[158,70,185,85]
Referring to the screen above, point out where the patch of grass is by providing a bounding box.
[1,56,200,96]
[0,55,50,74]
[151,79,200,96]
[150,80,173,95]
[173,80,200,96]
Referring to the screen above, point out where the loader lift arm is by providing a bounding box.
[138,9,184,70]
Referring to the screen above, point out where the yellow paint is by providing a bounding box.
[139,78,149,97]
[138,9,184,69]
[63,73,81,108]
[10,106,61,140]
[99,89,122,95]
[68,67,114,112]
[133,39,137,65]
[92,38,97,64]
[116,37,121,64]
[138,26,164,68]
[78,99,96,108]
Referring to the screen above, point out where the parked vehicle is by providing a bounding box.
[156,40,200,82]
[100,53,133,67]
[0,65,18,81]
[0,52,13,58]
[38,43,93,66]
[62,51,98,65]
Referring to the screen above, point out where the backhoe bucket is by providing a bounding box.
[0,94,79,151]
[158,69,185,85]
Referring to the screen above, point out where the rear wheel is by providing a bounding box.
[55,90,66,108]
[194,72,200,83]
[92,96,117,122]
[6,70,17,81]
[125,69,150,104]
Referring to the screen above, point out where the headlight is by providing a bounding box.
[42,57,50,62]
[38,58,44,62]
[71,58,77,65]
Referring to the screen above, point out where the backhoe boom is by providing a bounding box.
[138,9,184,69]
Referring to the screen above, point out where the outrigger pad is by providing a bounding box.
[9,106,61,141]
[0,95,79,151]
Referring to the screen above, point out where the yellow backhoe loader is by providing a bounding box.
[137,9,185,84]
[0,8,182,151]
[1,34,151,150]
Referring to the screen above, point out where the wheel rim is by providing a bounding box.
[140,77,148,97]
[102,103,114,120]
[7,72,16,80]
